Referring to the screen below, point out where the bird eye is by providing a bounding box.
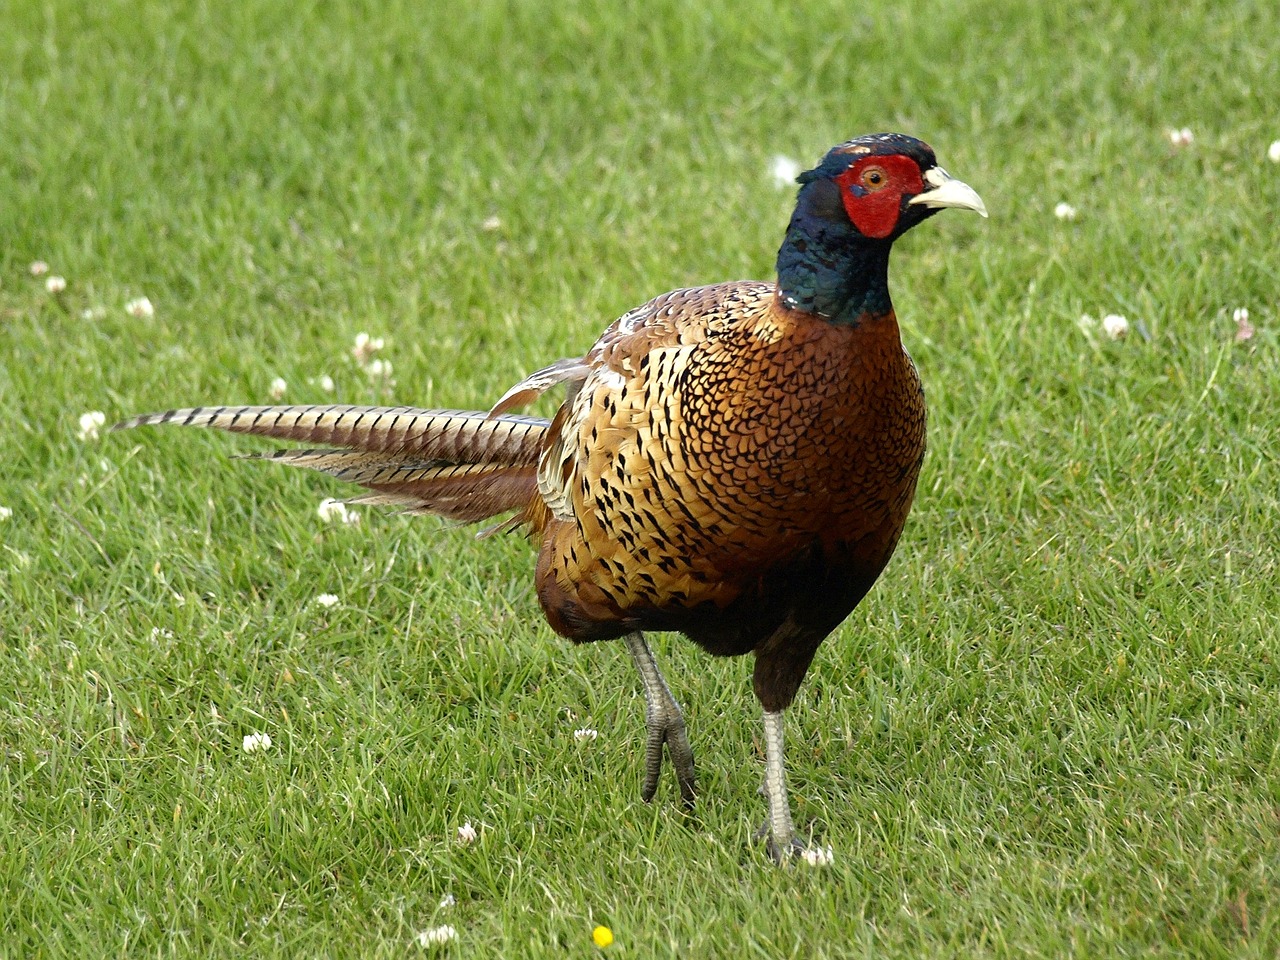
[862,166,888,189]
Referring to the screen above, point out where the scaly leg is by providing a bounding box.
[761,708,807,861]
[623,631,696,805]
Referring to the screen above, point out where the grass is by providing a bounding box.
[3,0,1280,955]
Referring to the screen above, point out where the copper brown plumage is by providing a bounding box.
[116,133,986,860]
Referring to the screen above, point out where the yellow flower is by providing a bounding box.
[592,925,614,949]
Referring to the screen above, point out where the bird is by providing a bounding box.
[115,133,986,860]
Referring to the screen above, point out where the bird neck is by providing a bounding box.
[774,182,894,327]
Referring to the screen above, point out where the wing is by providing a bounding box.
[537,281,813,617]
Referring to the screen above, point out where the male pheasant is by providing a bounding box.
[117,133,985,859]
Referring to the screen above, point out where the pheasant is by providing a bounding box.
[116,133,986,860]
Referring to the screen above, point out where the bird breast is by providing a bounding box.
[537,286,926,631]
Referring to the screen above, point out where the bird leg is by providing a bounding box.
[623,631,696,805]
[760,708,806,861]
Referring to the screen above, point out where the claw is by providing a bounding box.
[666,716,697,806]
[640,713,663,803]
[756,822,809,864]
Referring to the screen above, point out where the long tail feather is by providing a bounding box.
[115,405,550,523]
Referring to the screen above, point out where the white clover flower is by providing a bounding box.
[81,306,107,321]
[481,215,502,232]
[770,155,802,189]
[415,925,457,947]
[149,627,175,641]
[314,374,335,393]
[0,505,12,521]
[1168,127,1194,147]
[352,332,385,365]
[438,893,456,909]
[1053,202,1078,221]
[77,411,107,441]
[242,732,273,753]
[125,296,155,318]
[1233,307,1255,342]
[269,377,287,400]
[1101,314,1130,339]
[317,498,360,525]
[365,358,393,380]
[1269,140,1280,163]
[45,275,67,294]
[314,593,341,608]
[456,821,477,845]
[29,260,50,276]
[573,728,598,742]
[317,498,349,523]
[801,845,835,867]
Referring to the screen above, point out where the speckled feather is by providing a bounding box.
[523,282,926,707]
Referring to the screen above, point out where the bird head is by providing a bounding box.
[797,133,987,241]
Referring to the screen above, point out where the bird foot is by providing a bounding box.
[768,835,810,864]
[754,821,830,865]
[625,632,696,806]
[640,702,697,806]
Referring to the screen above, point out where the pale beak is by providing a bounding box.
[908,166,988,218]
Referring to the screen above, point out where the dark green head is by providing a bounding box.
[797,133,986,241]
[776,133,986,323]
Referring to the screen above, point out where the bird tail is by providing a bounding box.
[114,405,549,526]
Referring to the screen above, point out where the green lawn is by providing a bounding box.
[3,0,1280,956]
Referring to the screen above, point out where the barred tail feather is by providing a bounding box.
[251,448,541,522]
[115,404,550,524]
[114,405,547,462]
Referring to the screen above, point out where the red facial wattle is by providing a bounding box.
[833,155,926,239]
